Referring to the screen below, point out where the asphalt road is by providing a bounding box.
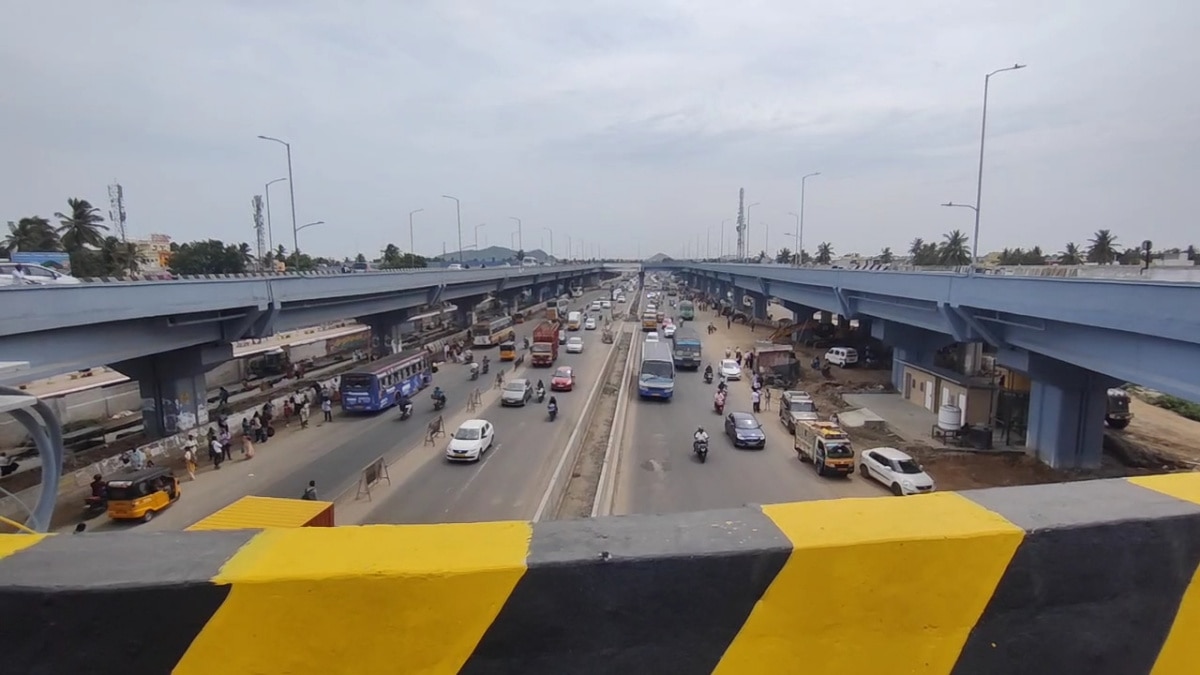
[611,300,883,516]
[362,298,621,524]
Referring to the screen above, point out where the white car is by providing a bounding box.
[446,419,495,462]
[859,447,936,496]
[645,332,660,342]
[662,324,676,338]
[445,263,464,270]
[584,318,597,330]
[719,359,742,380]
[566,337,585,353]
[590,301,602,311]
[0,262,82,286]
[616,295,626,303]
[601,300,612,309]
[825,347,859,367]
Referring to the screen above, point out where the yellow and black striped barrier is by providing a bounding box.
[1,473,1198,674]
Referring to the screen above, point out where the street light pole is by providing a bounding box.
[408,208,423,260]
[762,223,769,260]
[474,223,487,251]
[788,211,800,265]
[509,217,522,255]
[799,171,820,265]
[971,64,1027,273]
[264,177,287,252]
[441,195,463,265]
[745,202,760,260]
[543,227,554,262]
[721,219,730,260]
[296,220,324,256]
[257,135,299,256]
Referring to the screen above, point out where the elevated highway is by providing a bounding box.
[644,262,1200,468]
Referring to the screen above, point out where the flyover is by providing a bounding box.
[0,264,604,437]
[645,261,1200,468]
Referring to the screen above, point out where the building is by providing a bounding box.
[133,234,173,271]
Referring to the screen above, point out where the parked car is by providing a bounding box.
[446,419,495,462]
[500,379,533,406]
[859,447,936,495]
[724,412,766,449]
[825,347,859,367]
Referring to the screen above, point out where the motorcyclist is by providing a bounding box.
[717,381,727,393]
[464,348,474,363]
[482,356,490,373]
[714,390,727,411]
[536,380,546,400]
[547,396,558,418]
[704,364,714,380]
[432,386,446,403]
[398,394,413,416]
[694,427,709,445]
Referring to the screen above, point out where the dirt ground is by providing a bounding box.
[712,301,1194,492]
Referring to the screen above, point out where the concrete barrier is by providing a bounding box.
[1,474,1197,674]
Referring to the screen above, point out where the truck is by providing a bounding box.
[793,421,855,477]
[753,342,800,388]
[531,320,561,366]
[567,311,582,330]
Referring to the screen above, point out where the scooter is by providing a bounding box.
[433,396,446,411]
[704,370,713,384]
[693,439,709,463]
[548,404,558,422]
[399,402,414,420]
[469,365,479,381]
[536,388,546,404]
[714,398,725,415]
[83,496,107,519]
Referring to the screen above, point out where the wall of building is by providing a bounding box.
[0,382,141,446]
[901,363,994,426]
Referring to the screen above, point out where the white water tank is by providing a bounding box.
[937,405,963,431]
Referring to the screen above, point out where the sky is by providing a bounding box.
[2,1,1198,261]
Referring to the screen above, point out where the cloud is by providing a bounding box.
[1,0,1196,260]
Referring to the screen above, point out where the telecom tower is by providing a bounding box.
[252,195,266,268]
[107,183,128,241]
[735,188,746,260]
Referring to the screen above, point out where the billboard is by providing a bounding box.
[12,251,71,273]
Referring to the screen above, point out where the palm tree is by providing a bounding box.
[99,236,140,274]
[1087,229,1119,264]
[908,238,925,257]
[775,247,793,264]
[4,217,61,252]
[939,230,971,266]
[815,242,834,264]
[878,247,894,264]
[237,242,255,268]
[54,198,108,251]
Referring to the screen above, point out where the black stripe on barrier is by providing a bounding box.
[0,530,257,675]
[953,480,1200,675]
[462,507,791,675]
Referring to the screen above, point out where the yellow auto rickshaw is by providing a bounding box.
[105,466,181,522]
[499,341,517,362]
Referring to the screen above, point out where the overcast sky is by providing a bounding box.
[3,1,1197,260]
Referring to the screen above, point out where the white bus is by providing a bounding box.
[637,341,675,400]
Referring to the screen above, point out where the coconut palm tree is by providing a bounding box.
[99,236,141,274]
[1087,230,1119,264]
[1058,243,1083,265]
[938,230,971,266]
[908,237,925,257]
[237,242,255,268]
[4,217,61,252]
[878,247,894,264]
[815,242,834,264]
[54,198,108,251]
[775,247,793,264]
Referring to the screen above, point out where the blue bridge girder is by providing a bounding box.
[644,262,1200,403]
[0,265,604,386]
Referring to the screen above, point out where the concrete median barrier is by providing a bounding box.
[1,474,1198,674]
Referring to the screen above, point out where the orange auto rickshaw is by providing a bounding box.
[499,341,517,362]
[105,466,181,523]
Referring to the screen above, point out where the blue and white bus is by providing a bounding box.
[340,349,432,413]
[638,340,675,400]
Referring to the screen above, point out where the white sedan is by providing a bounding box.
[566,336,585,353]
[0,262,82,286]
[662,324,676,338]
[446,419,495,462]
[584,317,597,330]
[645,332,660,342]
[859,447,936,495]
[719,359,742,380]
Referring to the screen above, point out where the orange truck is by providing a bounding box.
[531,320,561,366]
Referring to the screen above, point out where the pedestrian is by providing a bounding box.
[735,350,743,367]
[751,388,761,413]
[763,387,772,410]
[726,317,732,329]
[130,447,148,470]
[299,401,310,428]
[209,435,224,469]
[251,414,264,443]
[183,444,197,480]
[283,398,294,427]
[241,416,251,437]
[301,480,318,500]
[218,386,230,408]
[242,432,255,459]
[220,428,233,461]
[321,398,333,422]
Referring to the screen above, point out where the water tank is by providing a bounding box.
[937,405,963,431]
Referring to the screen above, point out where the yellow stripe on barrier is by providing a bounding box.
[0,533,47,559]
[715,493,1025,675]
[1130,474,1200,675]
[175,522,532,675]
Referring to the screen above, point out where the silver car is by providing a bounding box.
[0,262,81,287]
[500,379,533,406]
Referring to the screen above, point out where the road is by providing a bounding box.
[611,297,883,516]
[362,296,620,524]
[80,288,621,533]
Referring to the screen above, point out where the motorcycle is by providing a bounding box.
[481,360,490,374]
[548,404,558,422]
[399,402,414,420]
[83,496,107,519]
[469,364,479,381]
[714,397,726,415]
[536,388,546,403]
[693,439,709,463]
[704,370,713,384]
[433,396,446,411]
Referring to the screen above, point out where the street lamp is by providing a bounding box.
[509,217,523,255]
[788,211,800,265]
[761,222,769,260]
[441,195,463,265]
[970,64,1027,272]
[297,220,324,232]
[257,135,299,256]
[721,219,730,259]
[799,171,820,265]
[543,227,554,263]
[408,208,423,259]
[264,177,287,251]
[745,202,760,260]
[474,223,487,250]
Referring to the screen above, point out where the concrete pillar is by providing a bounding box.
[871,321,942,392]
[1026,354,1116,469]
[747,292,768,321]
[961,342,984,375]
[819,311,834,325]
[362,310,409,357]
[113,344,231,439]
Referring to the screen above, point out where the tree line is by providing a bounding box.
[3,197,429,275]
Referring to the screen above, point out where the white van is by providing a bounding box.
[824,347,859,367]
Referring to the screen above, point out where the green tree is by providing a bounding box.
[54,198,108,251]
[908,237,925,257]
[938,230,971,265]
[1021,246,1046,265]
[168,240,252,274]
[4,216,61,252]
[381,243,402,266]
[237,243,255,268]
[514,249,525,261]
[1087,229,1119,264]
[1059,242,1084,265]
[878,247,894,264]
[815,242,834,264]
[912,242,941,265]
[775,247,793,264]
[355,253,367,263]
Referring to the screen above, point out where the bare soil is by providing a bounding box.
[1121,397,1200,467]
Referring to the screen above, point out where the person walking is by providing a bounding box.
[182,444,197,480]
[242,432,255,459]
[321,398,333,422]
[299,400,311,429]
[301,480,318,500]
[751,388,762,413]
[209,435,224,470]
[219,428,233,462]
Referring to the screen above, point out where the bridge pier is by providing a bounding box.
[871,321,944,392]
[1025,353,1116,469]
[360,310,410,357]
[112,344,232,439]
